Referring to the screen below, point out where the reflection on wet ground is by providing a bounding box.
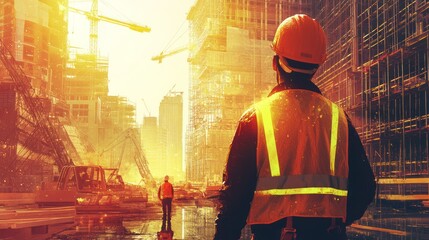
[50,202,429,239]
[51,201,220,239]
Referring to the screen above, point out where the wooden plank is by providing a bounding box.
[0,199,36,206]
[14,206,76,219]
[0,206,76,220]
[378,177,429,184]
[350,223,407,236]
[0,206,76,233]
[0,211,17,220]
[0,200,77,239]
[0,193,35,200]
[0,216,75,229]
[0,209,16,216]
[378,194,429,201]
[0,193,35,206]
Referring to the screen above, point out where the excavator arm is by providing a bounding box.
[126,129,155,185]
[100,128,154,185]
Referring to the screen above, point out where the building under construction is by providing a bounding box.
[0,0,142,191]
[65,52,109,151]
[64,0,149,165]
[186,0,313,182]
[100,96,136,132]
[0,0,70,191]
[99,95,137,150]
[314,0,429,201]
[186,0,429,201]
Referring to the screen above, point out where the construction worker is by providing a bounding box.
[214,14,376,240]
[158,175,174,231]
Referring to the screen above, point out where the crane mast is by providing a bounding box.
[90,0,99,55]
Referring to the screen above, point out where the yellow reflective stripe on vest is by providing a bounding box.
[255,187,348,197]
[256,100,280,176]
[258,97,342,178]
[330,104,339,175]
[255,174,348,191]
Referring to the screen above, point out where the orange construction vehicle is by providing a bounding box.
[104,168,149,203]
[35,165,150,210]
[35,165,123,209]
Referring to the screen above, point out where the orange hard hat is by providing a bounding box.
[272,14,327,65]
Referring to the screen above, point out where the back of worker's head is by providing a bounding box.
[164,175,169,182]
[272,14,327,82]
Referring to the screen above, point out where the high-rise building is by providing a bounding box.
[159,92,183,181]
[186,0,313,182]
[141,116,162,178]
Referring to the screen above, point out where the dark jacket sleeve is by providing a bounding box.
[213,106,376,238]
[214,108,258,240]
[345,118,376,225]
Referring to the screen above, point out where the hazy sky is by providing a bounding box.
[68,0,195,123]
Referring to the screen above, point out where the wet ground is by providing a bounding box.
[347,205,429,240]
[49,201,429,240]
[50,200,220,240]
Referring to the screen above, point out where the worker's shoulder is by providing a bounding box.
[239,106,256,124]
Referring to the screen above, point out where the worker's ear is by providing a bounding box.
[272,55,278,71]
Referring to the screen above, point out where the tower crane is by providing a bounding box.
[67,0,151,55]
[151,17,191,63]
[151,46,189,63]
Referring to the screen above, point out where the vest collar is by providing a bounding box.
[269,80,322,97]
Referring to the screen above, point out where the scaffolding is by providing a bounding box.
[64,52,109,150]
[0,0,71,192]
[186,0,313,182]
[187,0,429,200]
[314,0,429,201]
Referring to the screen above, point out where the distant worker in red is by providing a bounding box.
[158,175,174,231]
[214,14,376,240]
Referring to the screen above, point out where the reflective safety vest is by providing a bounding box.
[247,89,349,225]
[160,182,173,199]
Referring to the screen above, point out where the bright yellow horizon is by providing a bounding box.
[68,0,194,122]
